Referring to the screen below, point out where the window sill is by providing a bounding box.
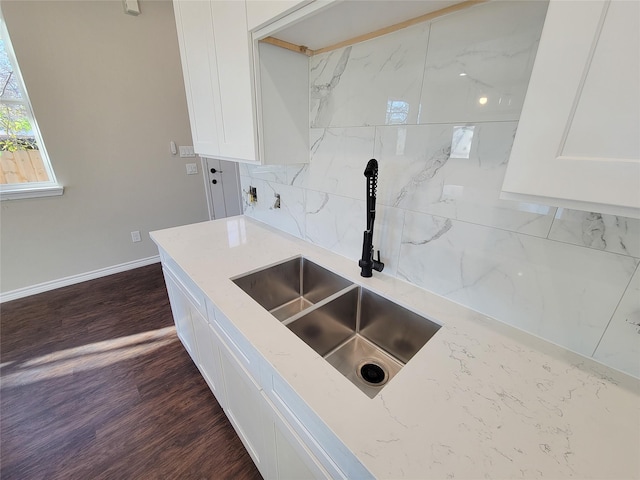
[0,183,64,200]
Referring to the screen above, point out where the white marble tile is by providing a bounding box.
[549,209,640,258]
[304,191,404,276]
[240,164,288,185]
[397,211,639,356]
[372,205,404,277]
[282,130,327,189]
[310,22,429,128]
[304,191,365,261]
[286,163,308,188]
[374,122,556,236]
[419,1,548,123]
[240,176,305,239]
[593,266,640,378]
[374,124,450,213]
[307,127,375,200]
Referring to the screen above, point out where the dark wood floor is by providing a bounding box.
[0,263,262,480]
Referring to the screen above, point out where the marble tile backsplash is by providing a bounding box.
[419,0,548,123]
[310,22,429,128]
[241,0,640,378]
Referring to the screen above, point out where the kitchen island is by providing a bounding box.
[151,216,639,479]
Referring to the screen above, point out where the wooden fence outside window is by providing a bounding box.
[0,149,49,184]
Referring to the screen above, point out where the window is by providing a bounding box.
[0,8,62,199]
[385,99,410,125]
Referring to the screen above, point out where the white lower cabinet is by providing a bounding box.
[162,266,198,361]
[218,337,270,477]
[192,315,226,408]
[262,393,332,480]
[160,253,367,479]
[273,422,319,480]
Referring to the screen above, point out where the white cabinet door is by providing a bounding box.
[210,1,258,162]
[173,0,221,158]
[502,0,640,218]
[192,313,226,408]
[218,339,268,478]
[261,393,331,480]
[173,0,256,162]
[163,267,198,361]
[274,424,318,480]
[174,0,309,165]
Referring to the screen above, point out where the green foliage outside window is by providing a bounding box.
[0,104,36,151]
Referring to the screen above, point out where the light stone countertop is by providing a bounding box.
[150,216,640,479]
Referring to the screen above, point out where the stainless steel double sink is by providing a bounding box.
[233,256,441,398]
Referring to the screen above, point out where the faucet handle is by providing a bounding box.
[373,250,384,272]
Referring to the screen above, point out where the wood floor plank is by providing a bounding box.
[1,263,262,480]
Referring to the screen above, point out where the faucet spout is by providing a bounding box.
[359,159,384,277]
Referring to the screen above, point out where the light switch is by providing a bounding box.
[179,146,195,158]
[186,163,198,175]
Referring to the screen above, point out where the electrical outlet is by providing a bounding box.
[248,186,257,203]
[131,231,141,243]
[186,163,198,175]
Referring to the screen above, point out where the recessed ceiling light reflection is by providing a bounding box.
[478,96,488,105]
[459,72,467,77]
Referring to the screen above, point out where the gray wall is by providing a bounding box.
[0,0,208,293]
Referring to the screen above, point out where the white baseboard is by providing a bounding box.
[0,255,161,303]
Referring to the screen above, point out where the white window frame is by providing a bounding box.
[0,7,63,200]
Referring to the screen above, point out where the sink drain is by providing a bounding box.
[358,361,388,386]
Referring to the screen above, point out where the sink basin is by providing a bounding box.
[289,285,441,398]
[232,256,353,321]
[233,256,441,398]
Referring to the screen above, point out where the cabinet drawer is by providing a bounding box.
[159,250,207,318]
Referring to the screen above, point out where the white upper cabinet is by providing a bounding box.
[174,1,481,166]
[173,0,221,157]
[245,0,310,31]
[174,0,256,162]
[501,0,640,218]
[209,1,257,162]
[173,0,309,165]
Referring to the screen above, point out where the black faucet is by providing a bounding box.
[359,159,384,277]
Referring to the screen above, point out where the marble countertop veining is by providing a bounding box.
[150,216,640,479]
